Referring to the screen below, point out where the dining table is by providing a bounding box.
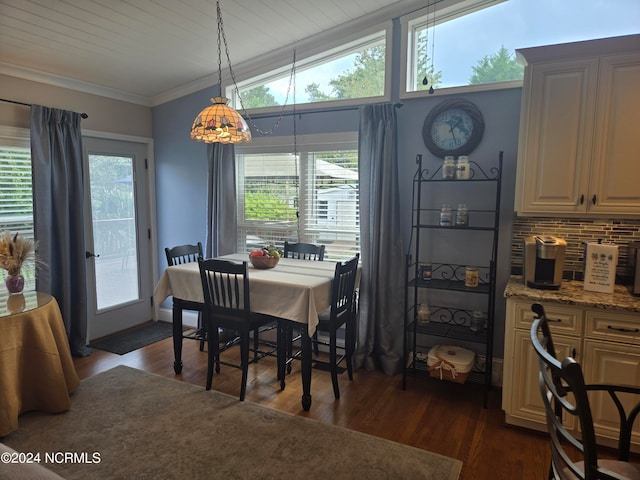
[153,252,338,411]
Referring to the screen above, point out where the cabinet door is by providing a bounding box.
[582,340,640,446]
[504,329,579,429]
[588,52,640,214]
[515,58,598,215]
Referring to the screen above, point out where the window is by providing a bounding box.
[236,133,359,261]
[0,140,33,239]
[0,131,35,285]
[228,28,390,111]
[402,0,640,96]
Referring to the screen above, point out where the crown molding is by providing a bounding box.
[149,72,219,107]
[0,61,151,107]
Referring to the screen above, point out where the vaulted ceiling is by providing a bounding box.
[0,0,427,105]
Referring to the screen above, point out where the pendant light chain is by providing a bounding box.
[292,49,301,236]
[216,1,296,136]
[293,48,298,168]
[216,1,223,90]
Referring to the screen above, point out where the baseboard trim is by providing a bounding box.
[155,307,198,328]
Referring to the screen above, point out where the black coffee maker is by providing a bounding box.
[523,235,567,290]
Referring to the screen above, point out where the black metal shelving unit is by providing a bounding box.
[402,152,503,407]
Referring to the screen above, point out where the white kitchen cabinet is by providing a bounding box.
[504,328,579,430]
[582,340,640,446]
[582,309,640,446]
[514,35,640,216]
[503,295,640,450]
[503,300,583,430]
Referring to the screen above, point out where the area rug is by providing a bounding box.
[3,366,462,480]
[89,321,177,355]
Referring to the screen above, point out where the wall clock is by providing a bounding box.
[422,98,485,158]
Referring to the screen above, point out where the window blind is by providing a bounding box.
[0,145,34,238]
[236,142,359,261]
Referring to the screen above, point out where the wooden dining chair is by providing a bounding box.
[165,242,206,351]
[198,258,273,401]
[283,241,325,261]
[530,303,640,480]
[314,254,360,399]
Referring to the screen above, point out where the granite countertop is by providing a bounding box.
[504,276,640,313]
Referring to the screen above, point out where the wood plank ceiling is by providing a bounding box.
[0,0,422,104]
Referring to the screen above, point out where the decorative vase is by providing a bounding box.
[5,273,25,294]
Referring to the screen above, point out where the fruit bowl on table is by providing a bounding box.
[249,255,280,269]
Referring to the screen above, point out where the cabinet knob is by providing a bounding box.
[592,194,597,205]
[579,194,584,205]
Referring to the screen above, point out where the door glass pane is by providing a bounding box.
[88,154,139,310]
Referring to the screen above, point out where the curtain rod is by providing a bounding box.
[246,102,402,120]
[0,98,88,119]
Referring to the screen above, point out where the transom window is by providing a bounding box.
[228,29,389,111]
[235,133,359,262]
[402,0,640,96]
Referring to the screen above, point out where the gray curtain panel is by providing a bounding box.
[355,103,404,375]
[205,143,238,258]
[30,105,90,357]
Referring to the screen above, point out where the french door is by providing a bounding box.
[83,137,152,340]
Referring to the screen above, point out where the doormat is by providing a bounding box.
[89,321,177,355]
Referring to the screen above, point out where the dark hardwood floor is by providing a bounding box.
[74,335,552,480]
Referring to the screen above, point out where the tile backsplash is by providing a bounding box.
[510,217,640,282]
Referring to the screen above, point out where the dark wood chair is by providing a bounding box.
[198,258,273,401]
[283,241,325,261]
[314,254,360,399]
[165,242,206,351]
[530,303,640,480]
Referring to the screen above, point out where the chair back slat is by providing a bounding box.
[283,241,325,261]
[165,242,203,266]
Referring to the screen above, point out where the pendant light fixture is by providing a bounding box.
[190,1,251,144]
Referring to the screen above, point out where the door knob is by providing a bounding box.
[85,251,100,259]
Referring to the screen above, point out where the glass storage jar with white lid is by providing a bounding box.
[456,156,470,179]
[442,157,456,179]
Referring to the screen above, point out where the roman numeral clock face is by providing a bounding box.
[422,99,485,159]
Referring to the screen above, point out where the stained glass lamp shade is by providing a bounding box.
[190,96,252,144]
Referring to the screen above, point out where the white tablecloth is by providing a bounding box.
[153,253,336,336]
